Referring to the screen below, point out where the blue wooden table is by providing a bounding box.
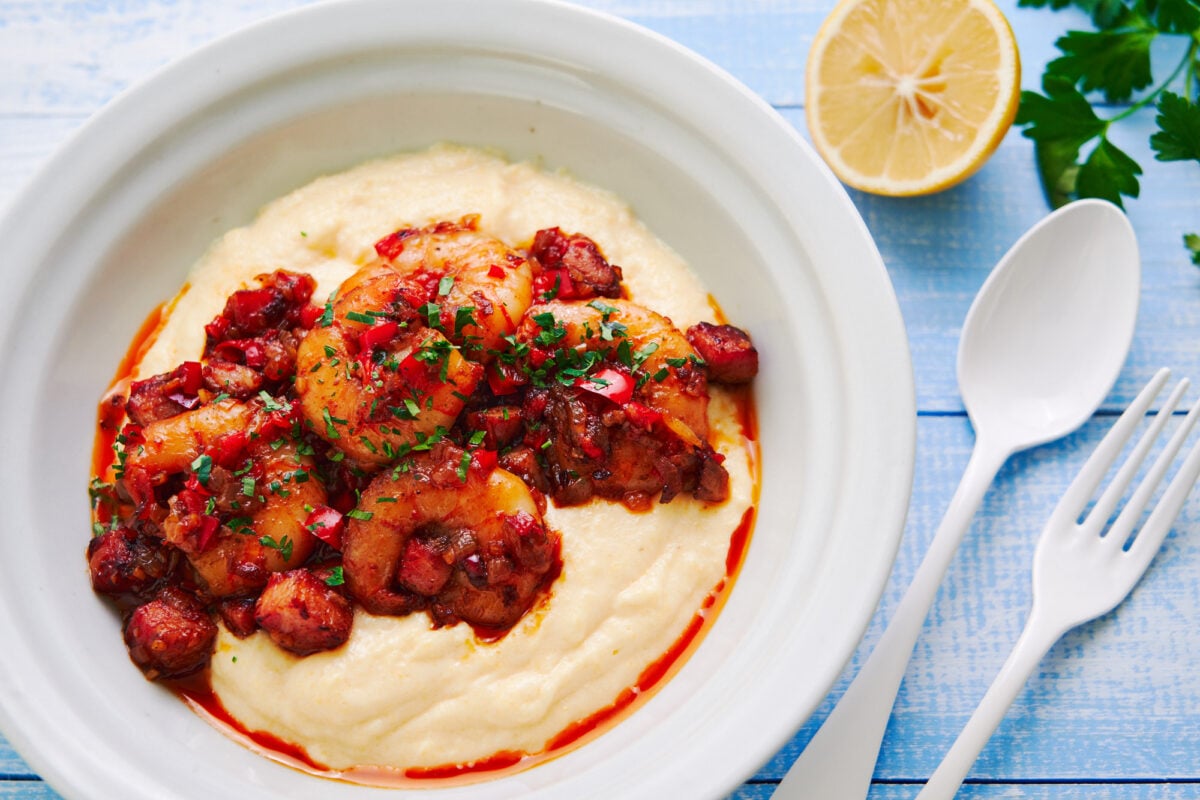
[3,1,1199,798]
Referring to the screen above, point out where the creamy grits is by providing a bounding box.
[131,144,755,772]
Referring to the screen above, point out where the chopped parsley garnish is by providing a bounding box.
[190,454,213,486]
[259,534,294,561]
[322,407,344,439]
[316,300,335,327]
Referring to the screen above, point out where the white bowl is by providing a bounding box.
[0,1,915,798]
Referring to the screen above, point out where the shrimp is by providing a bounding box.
[512,298,729,508]
[293,262,484,467]
[369,216,534,358]
[120,397,324,598]
[342,442,559,631]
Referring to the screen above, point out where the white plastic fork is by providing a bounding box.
[917,367,1200,799]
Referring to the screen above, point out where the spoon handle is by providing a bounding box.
[772,435,1011,800]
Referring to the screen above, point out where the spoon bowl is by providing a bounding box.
[773,198,1140,800]
[959,199,1141,450]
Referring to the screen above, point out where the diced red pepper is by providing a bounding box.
[183,474,211,497]
[580,437,605,460]
[578,367,635,405]
[177,361,203,395]
[204,314,230,342]
[623,400,662,431]
[212,338,266,369]
[210,430,248,469]
[488,264,506,279]
[304,505,345,550]
[358,320,399,353]
[298,303,324,329]
[259,404,299,440]
[486,361,527,396]
[533,268,576,300]
[504,510,543,538]
[195,515,220,552]
[228,288,279,327]
[374,230,408,260]
[164,361,204,409]
[470,448,499,474]
[175,488,209,514]
[397,351,437,395]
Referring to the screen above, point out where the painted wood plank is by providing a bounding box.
[729,783,1200,799]
[0,0,1099,112]
[3,778,1200,800]
[0,785,59,800]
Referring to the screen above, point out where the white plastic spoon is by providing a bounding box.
[772,199,1140,799]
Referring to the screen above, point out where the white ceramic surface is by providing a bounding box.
[0,1,915,798]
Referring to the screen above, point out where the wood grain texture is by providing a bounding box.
[1,0,1199,798]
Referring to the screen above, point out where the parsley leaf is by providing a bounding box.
[1016,0,1199,262]
[1077,137,1143,205]
[1154,0,1200,33]
[1016,76,1106,145]
[1151,92,1200,162]
[1186,233,1200,265]
[1047,29,1155,102]
[325,566,345,587]
[259,534,294,561]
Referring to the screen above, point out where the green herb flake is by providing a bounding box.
[190,454,213,486]
[259,534,294,561]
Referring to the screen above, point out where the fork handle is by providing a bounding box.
[915,607,1066,800]
[772,436,1011,800]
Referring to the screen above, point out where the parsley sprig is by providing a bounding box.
[1015,0,1200,263]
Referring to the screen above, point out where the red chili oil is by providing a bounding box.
[91,302,168,480]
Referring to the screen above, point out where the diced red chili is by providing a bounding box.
[211,338,267,369]
[488,264,506,279]
[304,505,345,550]
[533,269,576,300]
[358,320,399,354]
[470,448,499,474]
[374,230,408,260]
[204,315,230,342]
[298,303,324,329]
[177,361,203,395]
[578,367,635,405]
[486,361,527,396]
[623,400,662,430]
[195,515,220,552]
[210,430,248,469]
[504,510,542,539]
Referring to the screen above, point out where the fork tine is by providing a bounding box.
[1123,395,1200,564]
[1053,368,1171,523]
[1089,379,1189,535]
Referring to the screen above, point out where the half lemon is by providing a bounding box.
[806,0,1021,196]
